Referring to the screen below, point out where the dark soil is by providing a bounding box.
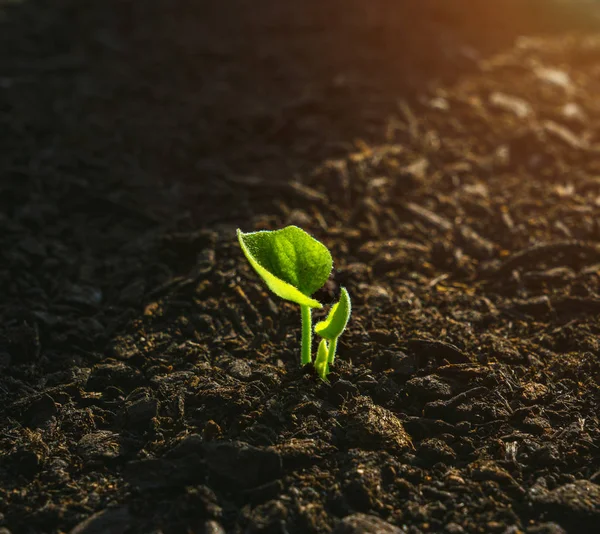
[2,1,600,533]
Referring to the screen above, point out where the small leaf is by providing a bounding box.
[315,287,351,340]
[314,339,330,381]
[237,226,332,309]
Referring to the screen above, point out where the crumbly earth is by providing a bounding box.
[2,1,600,533]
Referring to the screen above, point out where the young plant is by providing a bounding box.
[314,338,330,382]
[314,287,352,380]
[237,225,332,365]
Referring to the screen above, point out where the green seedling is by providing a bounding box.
[314,338,330,382]
[237,226,332,365]
[314,287,352,380]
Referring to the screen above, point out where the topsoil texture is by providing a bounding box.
[2,1,600,533]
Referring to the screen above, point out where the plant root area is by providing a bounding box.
[2,1,600,533]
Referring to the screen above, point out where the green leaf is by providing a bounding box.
[237,226,332,309]
[314,339,330,381]
[315,287,351,340]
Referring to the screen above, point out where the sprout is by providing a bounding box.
[237,226,332,366]
[314,338,330,382]
[314,287,352,380]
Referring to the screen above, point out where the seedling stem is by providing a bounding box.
[301,304,312,365]
[327,337,338,366]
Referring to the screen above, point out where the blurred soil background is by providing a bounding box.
[3,1,600,533]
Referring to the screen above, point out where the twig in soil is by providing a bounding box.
[495,390,514,414]
[402,202,453,232]
[427,273,449,288]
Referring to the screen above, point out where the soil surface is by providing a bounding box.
[3,1,600,533]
